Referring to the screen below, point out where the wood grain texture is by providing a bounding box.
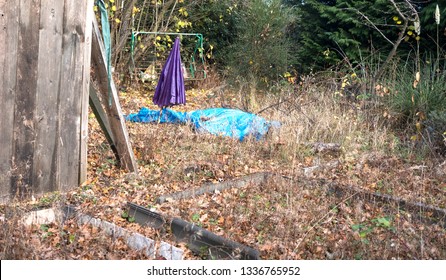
[0,0,18,203]
[12,0,40,199]
[91,16,138,173]
[79,0,94,184]
[33,0,64,194]
[57,0,86,191]
[1,1,92,201]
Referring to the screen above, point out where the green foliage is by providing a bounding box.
[418,2,446,35]
[290,0,395,72]
[187,0,242,67]
[381,59,446,155]
[289,0,446,74]
[352,216,395,243]
[224,0,293,89]
[384,62,446,125]
[425,110,446,155]
[121,211,135,223]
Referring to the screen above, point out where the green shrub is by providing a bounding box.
[384,62,446,125]
[224,0,293,90]
[425,110,446,155]
[383,61,446,155]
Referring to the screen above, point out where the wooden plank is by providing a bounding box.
[91,16,138,173]
[0,0,18,203]
[11,0,41,199]
[79,0,94,184]
[0,1,5,77]
[89,83,120,160]
[33,0,64,195]
[57,0,86,191]
[0,0,8,202]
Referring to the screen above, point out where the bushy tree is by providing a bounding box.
[289,0,401,73]
[288,0,446,74]
[186,0,242,68]
[224,0,294,88]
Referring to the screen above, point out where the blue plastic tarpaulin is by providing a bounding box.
[153,37,186,108]
[126,107,280,141]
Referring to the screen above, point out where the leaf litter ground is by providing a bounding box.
[1,83,445,260]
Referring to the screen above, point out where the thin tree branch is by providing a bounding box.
[347,8,394,46]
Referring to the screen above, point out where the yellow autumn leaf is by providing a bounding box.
[415,122,422,131]
[111,6,117,12]
[115,18,121,23]
[179,7,188,17]
[178,20,186,28]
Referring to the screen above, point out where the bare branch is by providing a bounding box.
[348,8,394,45]
[390,0,419,22]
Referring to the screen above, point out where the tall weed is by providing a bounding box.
[384,62,446,125]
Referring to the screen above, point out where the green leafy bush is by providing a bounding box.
[224,0,293,89]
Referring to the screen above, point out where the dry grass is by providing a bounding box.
[1,72,445,259]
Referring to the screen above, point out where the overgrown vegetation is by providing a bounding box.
[1,0,446,260]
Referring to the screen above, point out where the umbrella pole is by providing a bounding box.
[158,107,164,123]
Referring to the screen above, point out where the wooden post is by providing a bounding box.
[0,1,92,202]
[12,0,41,198]
[32,0,64,194]
[0,0,18,203]
[57,0,93,191]
[90,16,138,173]
[80,0,94,184]
[0,1,133,202]
[89,84,120,161]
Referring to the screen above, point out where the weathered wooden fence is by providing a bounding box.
[0,0,94,203]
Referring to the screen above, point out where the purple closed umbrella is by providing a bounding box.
[153,37,186,108]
